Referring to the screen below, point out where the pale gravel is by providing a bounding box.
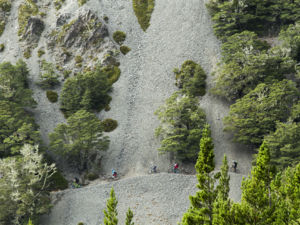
[0,0,253,224]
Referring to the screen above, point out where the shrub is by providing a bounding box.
[37,48,45,57]
[0,43,4,52]
[120,45,131,55]
[113,31,126,45]
[133,0,155,31]
[78,0,87,6]
[103,15,109,22]
[174,60,207,97]
[37,60,60,89]
[47,170,68,191]
[78,223,84,225]
[86,173,99,181]
[0,0,11,12]
[63,70,71,79]
[101,118,118,132]
[0,21,5,36]
[46,90,58,103]
[23,49,32,59]
[75,55,83,63]
[18,0,39,37]
[54,0,65,10]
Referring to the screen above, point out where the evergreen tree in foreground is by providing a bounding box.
[181,124,216,224]
[102,187,118,225]
[125,208,134,225]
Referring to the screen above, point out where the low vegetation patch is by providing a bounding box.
[0,0,12,36]
[0,43,4,52]
[132,0,155,31]
[78,0,87,6]
[47,170,68,191]
[113,31,126,45]
[23,48,32,59]
[174,60,207,97]
[18,0,39,37]
[46,90,58,103]
[120,45,131,55]
[101,118,118,132]
[37,60,60,89]
[54,0,65,10]
[37,48,45,57]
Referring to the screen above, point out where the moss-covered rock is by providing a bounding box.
[113,31,126,45]
[133,0,155,31]
[101,118,118,132]
[46,90,58,103]
[120,45,131,55]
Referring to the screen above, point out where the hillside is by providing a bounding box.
[0,0,253,224]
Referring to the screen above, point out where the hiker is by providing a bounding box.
[112,169,117,178]
[173,163,179,173]
[232,160,238,172]
[152,165,157,173]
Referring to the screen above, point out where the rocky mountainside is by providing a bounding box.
[0,0,253,224]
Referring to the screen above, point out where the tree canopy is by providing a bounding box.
[155,92,206,161]
[49,109,109,172]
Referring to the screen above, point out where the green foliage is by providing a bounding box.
[113,31,126,45]
[0,21,5,36]
[155,92,207,161]
[37,60,60,89]
[0,0,11,12]
[86,173,99,181]
[23,48,32,59]
[75,55,83,63]
[27,219,34,225]
[0,60,36,107]
[78,0,87,6]
[49,109,109,172]
[101,118,118,132]
[18,0,39,37]
[132,0,155,31]
[37,48,45,57]
[212,31,295,101]
[206,0,300,40]
[0,144,56,225]
[46,90,58,103]
[77,223,84,225]
[47,170,68,191]
[120,45,131,55]
[279,22,300,62]
[103,187,118,225]
[174,60,207,97]
[54,0,65,10]
[103,15,109,22]
[264,121,300,169]
[224,80,299,147]
[0,43,4,52]
[60,65,116,117]
[125,208,134,225]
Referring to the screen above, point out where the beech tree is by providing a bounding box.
[0,144,56,225]
[49,109,109,172]
[224,80,299,147]
[155,92,206,161]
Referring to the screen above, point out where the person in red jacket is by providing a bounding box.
[173,163,179,173]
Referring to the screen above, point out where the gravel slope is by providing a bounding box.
[0,0,253,224]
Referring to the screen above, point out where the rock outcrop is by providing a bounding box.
[23,16,44,43]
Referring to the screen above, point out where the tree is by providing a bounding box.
[102,187,118,225]
[155,92,206,161]
[174,60,207,97]
[37,60,60,89]
[0,144,56,225]
[125,208,134,225]
[0,100,40,157]
[238,141,276,224]
[0,60,36,107]
[49,109,109,172]
[224,80,299,147]
[27,219,34,225]
[212,155,232,225]
[60,65,113,117]
[264,121,300,169]
[181,125,216,224]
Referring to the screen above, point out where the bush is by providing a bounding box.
[78,223,84,225]
[120,45,131,55]
[46,90,58,103]
[101,118,118,132]
[133,0,155,31]
[0,43,4,52]
[0,0,11,12]
[23,49,32,59]
[0,21,5,36]
[86,173,99,181]
[174,60,207,97]
[113,31,126,45]
[54,0,65,10]
[103,15,109,22]
[37,48,45,57]
[47,170,68,191]
[37,60,60,89]
[75,55,83,63]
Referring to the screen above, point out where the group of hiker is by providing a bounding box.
[71,161,238,188]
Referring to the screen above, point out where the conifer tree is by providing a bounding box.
[27,219,34,225]
[102,187,118,225]
[212,155,232,225]
[239,141,275,224]
[181,124,216,225]
[125,208,134,225]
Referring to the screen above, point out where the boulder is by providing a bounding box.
[24,17,44,43]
